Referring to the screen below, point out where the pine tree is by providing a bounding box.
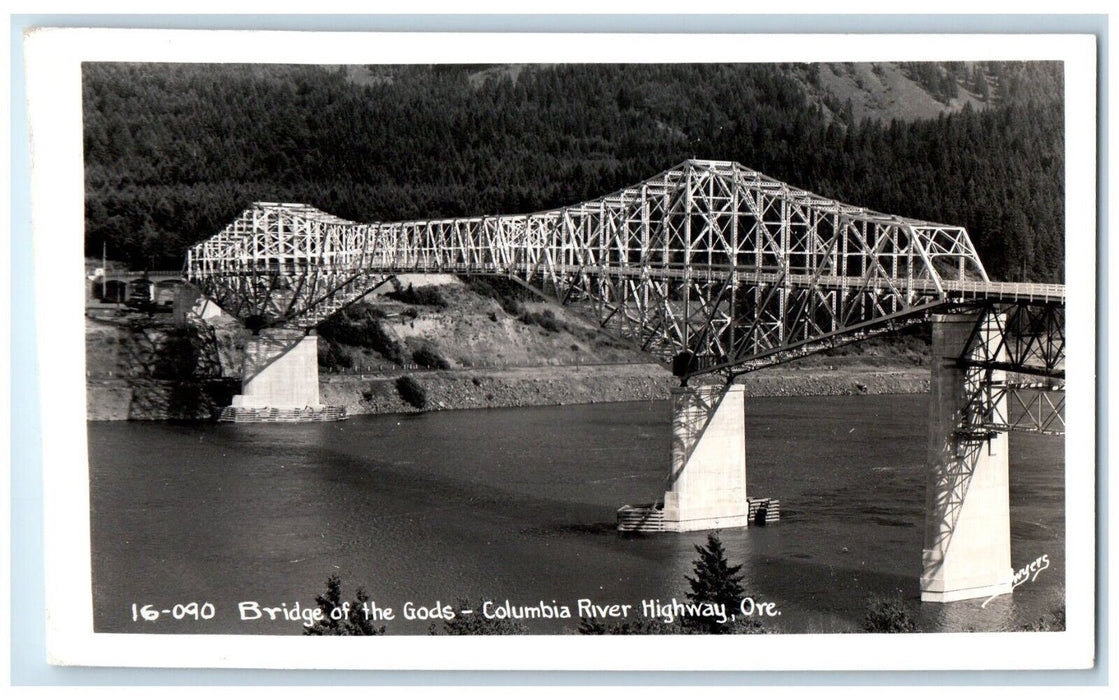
[304,574,385,636]
[683,532,745,634]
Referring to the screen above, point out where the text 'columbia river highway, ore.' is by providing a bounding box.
[129,597,783,629]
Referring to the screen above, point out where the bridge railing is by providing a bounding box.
[100,270,185,281]
[202,258,1064,303]
[940,279,1066,303]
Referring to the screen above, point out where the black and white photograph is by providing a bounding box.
[21,28,1097,672]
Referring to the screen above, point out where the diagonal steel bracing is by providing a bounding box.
[186,159,1066,433]
[952,302,1066,436]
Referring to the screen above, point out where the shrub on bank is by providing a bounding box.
[387,284,448,308]
[461,275,534,317]
[411,343,451,370]
[318,338,353,370]
[863,592,918,633]
[318,306,407,365]
[396,375,427,409]
[1018,599,1066,631]
[519,309,565,333]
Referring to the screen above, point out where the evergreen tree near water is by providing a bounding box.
[304,574,385,636]
[684,532,745,634]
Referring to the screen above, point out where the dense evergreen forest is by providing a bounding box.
[83,62,1064,281]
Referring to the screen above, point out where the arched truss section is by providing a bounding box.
[187,159,1063,379]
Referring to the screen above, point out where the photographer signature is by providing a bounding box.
[981,554,1049,608]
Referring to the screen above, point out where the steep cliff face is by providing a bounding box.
[85,312,247,420]
[85,313,250,380]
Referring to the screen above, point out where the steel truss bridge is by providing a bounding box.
[187,159,1065,435]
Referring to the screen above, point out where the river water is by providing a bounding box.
[88,395,1064,635]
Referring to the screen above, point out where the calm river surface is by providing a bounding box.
[88,395,1064,635]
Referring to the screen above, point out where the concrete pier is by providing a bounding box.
[921,313,1012,603]
[662,384,751,531]
[230,329,323,410]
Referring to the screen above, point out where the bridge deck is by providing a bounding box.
[938,280,1065,304]
[202,258,1064,305]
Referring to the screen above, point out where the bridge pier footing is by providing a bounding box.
[921,313,1012,603]
[221,329,344,422]
[661,384,751,532]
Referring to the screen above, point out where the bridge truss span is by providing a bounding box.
[186,159,1065,433]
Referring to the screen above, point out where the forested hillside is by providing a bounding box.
[83,61,1064,281]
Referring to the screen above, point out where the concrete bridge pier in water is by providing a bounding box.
[921,312,1012,603]
[221,329,343,421]
[661,384,751,531]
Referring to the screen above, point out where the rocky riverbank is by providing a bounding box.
[324,363,930,416]
[87,363,929,421]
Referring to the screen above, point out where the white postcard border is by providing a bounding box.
[24,28,1098,671]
